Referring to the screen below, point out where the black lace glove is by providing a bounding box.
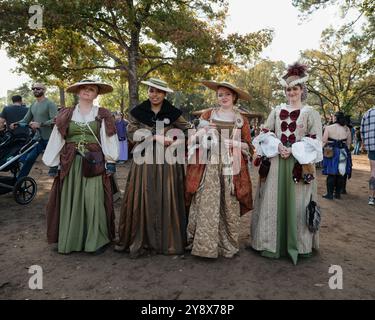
[48,166,59,177]
[105,163,116,175]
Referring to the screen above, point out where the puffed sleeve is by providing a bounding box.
[100,119,119,163]
[307,109,323,141]
[252,108,281,158]
[42,125,65,167]
[264,108,276,132]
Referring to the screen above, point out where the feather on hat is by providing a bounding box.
[279,63,309,88]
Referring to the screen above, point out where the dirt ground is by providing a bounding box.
[0,154,374,300]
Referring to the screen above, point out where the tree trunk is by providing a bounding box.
[318,94,327,122]
[128,27,140,109]
[59,87,66,108]
[120,83,125,115]
[128,65,138,108]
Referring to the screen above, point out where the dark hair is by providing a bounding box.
[11,95,22,103]
[335,112,346,126]
[344,115,353,128]
[217,86,238,104]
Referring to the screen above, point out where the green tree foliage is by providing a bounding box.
[0,25,105,106]
[292,0,372,19]
[6,82,73,108]
[233,60,286,114]
[0,97,7,111]
[150,60,287,121]
[294,1,375,119]
[302,47,375,119]
[6,83,35,106]
[97,70,129,113]
[293,0,374,60]
[0,0,273,108]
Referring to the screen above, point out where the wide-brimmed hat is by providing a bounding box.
[66,79,113,94]
[201,80,251,101]
[140,78,174,93]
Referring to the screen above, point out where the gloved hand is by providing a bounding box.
[105,163,116,175]
[48,166,59,177]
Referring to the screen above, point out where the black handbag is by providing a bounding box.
[306,195,321,233]
[258,156,271,180]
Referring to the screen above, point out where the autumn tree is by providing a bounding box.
[293,0,374,60]
[0,0,273,108]
[293,1,375,119]
[0,97,7,110]
[5,82,76,108]
[0,26,106,106]
[5,83,35,106]
[97,69,129,113]
[232,60,286,114]
[302,46,375,119]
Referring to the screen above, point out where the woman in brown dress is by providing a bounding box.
[185,81,253,258]
[115,78,192,258]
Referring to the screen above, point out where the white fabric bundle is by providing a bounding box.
[252,131,281,158]
[291,137,323,164]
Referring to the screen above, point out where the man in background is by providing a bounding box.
[10,83,58,179]
[0,95,28,137]
[0,95,29,160]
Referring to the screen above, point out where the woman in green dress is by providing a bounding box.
[115,78,192,258]
[43,79,119,254]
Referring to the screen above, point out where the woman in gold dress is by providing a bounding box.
[185,81,253,258]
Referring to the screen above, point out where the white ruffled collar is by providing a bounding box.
[72,104,99,123]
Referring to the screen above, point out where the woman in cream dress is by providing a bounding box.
[251,63,323,265]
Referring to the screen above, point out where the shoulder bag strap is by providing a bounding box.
[85,121,102,148]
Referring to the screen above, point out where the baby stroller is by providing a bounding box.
[0,127,40,204]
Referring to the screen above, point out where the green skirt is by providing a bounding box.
[58,155,109,253]
[261,157,312,265]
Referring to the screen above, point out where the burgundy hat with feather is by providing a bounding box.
[280,62,309,88]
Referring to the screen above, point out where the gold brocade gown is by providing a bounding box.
[187,118,241,258]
